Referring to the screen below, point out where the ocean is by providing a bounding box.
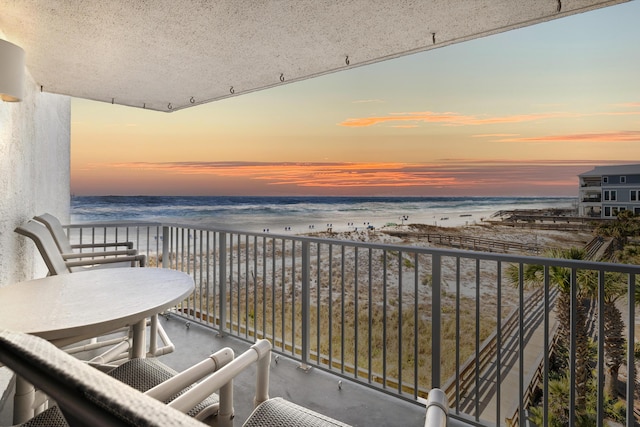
[70,196,577,234]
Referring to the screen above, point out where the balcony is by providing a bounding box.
[7,220,640,426]
[582,196,602,203]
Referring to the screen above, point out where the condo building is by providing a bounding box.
[578,164,640,218]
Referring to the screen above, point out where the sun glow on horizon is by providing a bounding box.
[70,2,640,197]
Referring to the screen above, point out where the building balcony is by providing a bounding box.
[581,196,602,203]
[3,220,639,427]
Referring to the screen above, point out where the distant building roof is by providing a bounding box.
[579,164,640,177]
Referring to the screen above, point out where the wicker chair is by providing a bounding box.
[0,330,229,426]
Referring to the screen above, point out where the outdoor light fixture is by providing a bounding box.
[0,39,25,102]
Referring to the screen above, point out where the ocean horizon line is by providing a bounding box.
[71,195,577,233]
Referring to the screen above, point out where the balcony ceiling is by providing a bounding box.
[0,0,628,112]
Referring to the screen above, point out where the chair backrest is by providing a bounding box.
[0,329,206,427]
[15,220,70,275]
[34,213,74,253]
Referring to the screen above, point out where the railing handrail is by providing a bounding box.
[62,220,640,427]
[65,221,640,274]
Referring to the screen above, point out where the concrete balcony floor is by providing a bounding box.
[158,314,428,426]
[0,314,466,426]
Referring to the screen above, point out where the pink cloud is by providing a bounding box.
[98,160,631,195]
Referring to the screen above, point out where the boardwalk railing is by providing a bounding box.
[65,221,640,427]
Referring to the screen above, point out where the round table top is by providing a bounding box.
[0,268,194,342]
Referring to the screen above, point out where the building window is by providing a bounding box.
[621,176,626,183]
[605,206,611,216]
[604,190,617,201]
[603,176,609,184]
[632,190,638,202]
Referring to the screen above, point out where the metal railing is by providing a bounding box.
[65,221,640,427]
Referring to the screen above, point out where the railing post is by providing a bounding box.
[300,241,311,370]
[161,226,170,269]
[218,233,227,337]
[432,253,441,388]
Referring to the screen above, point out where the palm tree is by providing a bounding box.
[596,210,640,251]
[507,248,593,412]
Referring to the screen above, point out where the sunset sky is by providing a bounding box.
[71,1,640,197]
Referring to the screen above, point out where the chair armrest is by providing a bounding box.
[61,249,138,259]
[146,347,234,402]
[72,241,135,250]
[65,253,146,268]
[168,339,272,425]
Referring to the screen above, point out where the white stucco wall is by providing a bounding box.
[0,70,70,287]
[0,33,71,417]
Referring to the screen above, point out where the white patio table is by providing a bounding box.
[0,267,194,423]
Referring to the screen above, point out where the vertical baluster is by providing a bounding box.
[597,270,605,427]
[218,233,227,336]
[262,235,267,339]
[398,250,403,394]
[413,252,419,399]
[212,231,217,328]
[198,230,203,321]
[475,258,480,417]
[368,248,373,384]
[455,256,461,412]
[253,235,258,340]
[543,265,550,427]
[627,273,636,427]
[281,239,286,353]
[383,249,388,388]
[354,246,359,379]
[341,245,345,374]
[317,243,322,366]
[292,240,296,355]
[519,263,525,427]
[205,231,210,325]
[496,261,503,424]
[328,244,333,370]
[229,234,234,334]
[236,233,240,336]
[162,226,169,269]
[301,241,310,368]
[432,253,441,389]
[569,268,577,426]
[271,238,276,344]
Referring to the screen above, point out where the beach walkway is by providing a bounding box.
[449,288,556,425]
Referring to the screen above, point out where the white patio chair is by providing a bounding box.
[15,220,173,360]
[166,339,352,427]
[15,220,145,273]
[0,329,230,426]
[34,213,136,258]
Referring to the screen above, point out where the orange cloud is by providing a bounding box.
[498,131,640,143]
[472,133,520,138]
[106,161,457,187]
[96,160,628,195]
[339,110,640,128]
